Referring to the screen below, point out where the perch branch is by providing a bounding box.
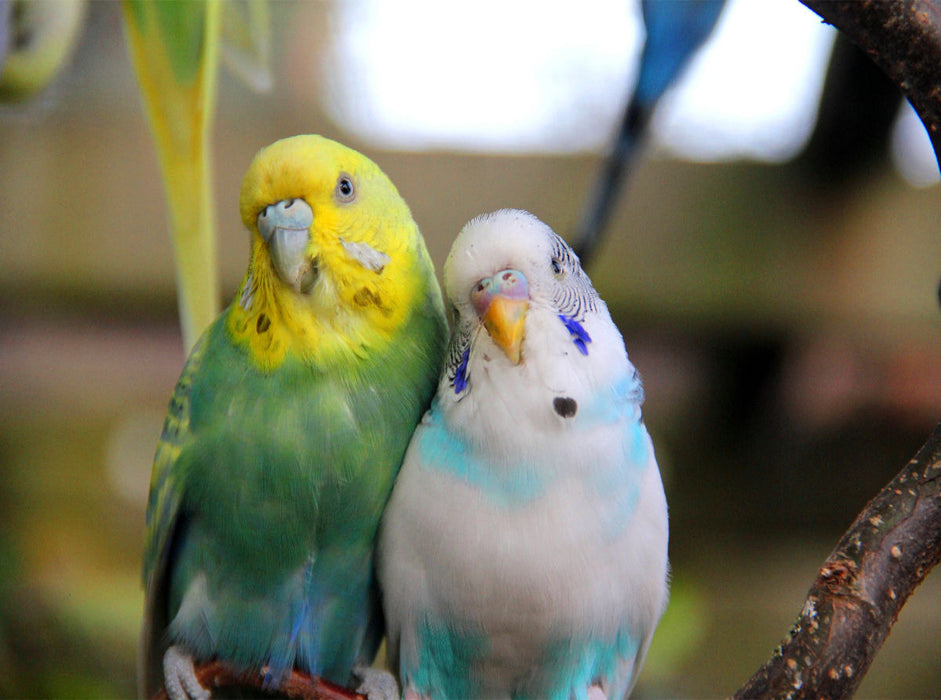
[733,422,941,698]
[150,660,365,700]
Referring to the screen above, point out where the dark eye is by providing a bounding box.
[551,257,563,275]
[336,174,355,203]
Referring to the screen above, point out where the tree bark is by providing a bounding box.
[734,424,941,698]
[800,0,941,166]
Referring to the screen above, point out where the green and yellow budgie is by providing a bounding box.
[139,134,448,699]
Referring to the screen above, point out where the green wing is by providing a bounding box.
[137,324,211,697]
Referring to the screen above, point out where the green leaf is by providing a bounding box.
[153,0,206,84]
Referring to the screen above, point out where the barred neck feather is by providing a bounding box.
[226,223,433,372]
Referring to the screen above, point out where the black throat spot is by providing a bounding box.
[553,396,578,418]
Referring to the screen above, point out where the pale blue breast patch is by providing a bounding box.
[415,407,548,509]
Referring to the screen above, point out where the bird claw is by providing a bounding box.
[353,665,399,700]
[163,645,211,700]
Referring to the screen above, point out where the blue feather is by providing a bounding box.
[406,615,488,699]
[572,0,725,262]
[558,314,592,355]
[635,0,726,107]
[453,347,470,394]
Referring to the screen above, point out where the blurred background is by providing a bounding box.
[1,0,940,696]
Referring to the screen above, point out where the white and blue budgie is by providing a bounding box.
[378,209,669,699]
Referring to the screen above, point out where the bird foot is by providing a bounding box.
[353,665,399,700]
[163,645,211,700]
[154,655,369,700]
[587,683,608,700]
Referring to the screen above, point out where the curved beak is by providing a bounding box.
[257,198,317,293]
[471,269,529,365]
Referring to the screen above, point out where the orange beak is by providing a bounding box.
[472,269,530,365]
[481,295,528,365]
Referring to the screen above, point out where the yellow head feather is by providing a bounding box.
[227,135,431,371]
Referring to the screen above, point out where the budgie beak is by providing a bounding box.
[257,198,317,293]
[471,269,529,365]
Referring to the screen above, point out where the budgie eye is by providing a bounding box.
[336,174,356,203]
[550,257,563,276]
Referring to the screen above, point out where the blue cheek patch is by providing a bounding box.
[453,347,470,394]
[558,314,591,355]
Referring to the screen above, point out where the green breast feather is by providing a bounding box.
[140,286,446,691]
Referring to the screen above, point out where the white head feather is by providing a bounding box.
[439,209,642,460]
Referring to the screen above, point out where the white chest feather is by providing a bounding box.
[380,306,668,669]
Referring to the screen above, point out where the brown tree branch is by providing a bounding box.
[734,422,941,698]
[800,0,941,166]
[150,661,365,700]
